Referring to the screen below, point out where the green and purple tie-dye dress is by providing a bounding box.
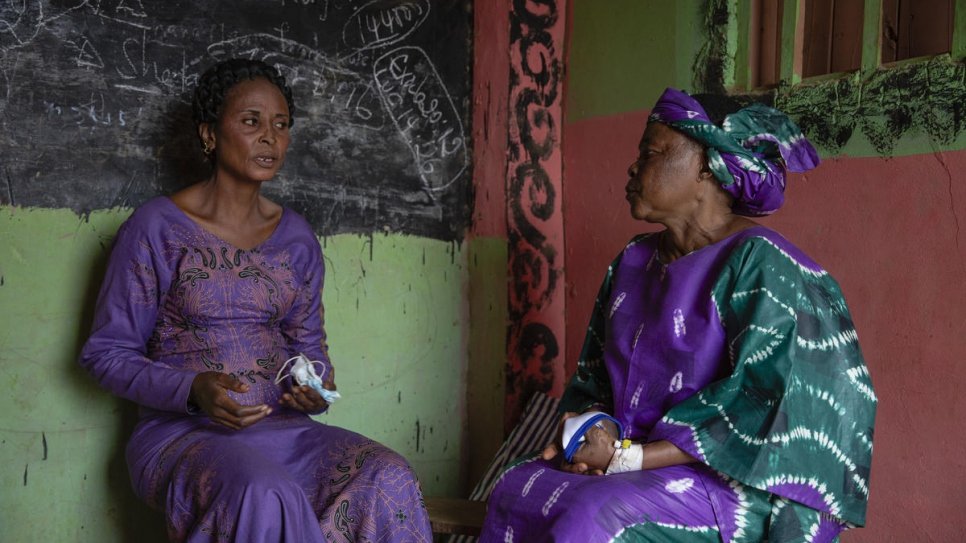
[480,226,876,542]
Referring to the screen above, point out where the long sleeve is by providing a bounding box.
[650,237,877,526]
[78,216,197,413]
[278,231,334,383]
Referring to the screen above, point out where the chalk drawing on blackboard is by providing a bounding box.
[208,32,467,192]
[314,66,386,130]
[67,34,106,69]
[373,46,467,193]
[116,0,149,19]
[1,0,472,240]
[42,91,133,130]
[207,33,387,131]
[0,1,85,51]
[343,0,430,52]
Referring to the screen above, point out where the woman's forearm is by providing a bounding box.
[641,440,697,470]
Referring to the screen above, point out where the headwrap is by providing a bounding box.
[648,87,819,216]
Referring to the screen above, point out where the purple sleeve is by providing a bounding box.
[78,216,197,413]
[279,238,334,383]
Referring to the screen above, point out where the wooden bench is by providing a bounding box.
[425,497,486,536]
[425,393,560,540]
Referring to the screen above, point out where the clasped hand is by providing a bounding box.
[541,411,620,476]
[190,371,334,430]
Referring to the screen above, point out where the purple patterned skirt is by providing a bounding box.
[127,411,431,542]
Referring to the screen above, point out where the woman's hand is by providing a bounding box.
[280,380,333,415]
[541,412,616,476]
[570,419,619,473]
[541,411,576,464]
[190,371,271,430]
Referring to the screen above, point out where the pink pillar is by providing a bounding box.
[504,0,567,431]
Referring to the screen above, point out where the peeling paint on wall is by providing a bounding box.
[693,0,731,94]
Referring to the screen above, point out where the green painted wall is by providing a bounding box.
[0,206,467,541]
[565,0,706,123]
[464,237,507,489]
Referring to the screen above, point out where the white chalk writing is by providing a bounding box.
[343,0,429,50]
[373,46,466,192]
[43,92,136,129]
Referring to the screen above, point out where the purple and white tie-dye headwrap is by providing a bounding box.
[649,87,820,216]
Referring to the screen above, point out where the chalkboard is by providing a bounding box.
[0,0,472,241]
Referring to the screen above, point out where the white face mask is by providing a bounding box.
[561,411,623,463]
[275,353,342,404]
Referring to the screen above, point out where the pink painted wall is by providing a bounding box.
[470,0,510,239]
[471,0,966,536]
[471,3,966,537]
[562,111,654,366]
[562,108,966,541]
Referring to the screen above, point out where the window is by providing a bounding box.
[802,0,864,78]
[739,0,960,89]
[881,0,954,63]
[749,0,784,87]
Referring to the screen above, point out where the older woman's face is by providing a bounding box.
[203,77,291,184]
[624,122,706,222]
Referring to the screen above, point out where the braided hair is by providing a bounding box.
[192,58,296,130]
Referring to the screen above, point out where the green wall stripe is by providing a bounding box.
[566,0,705,123]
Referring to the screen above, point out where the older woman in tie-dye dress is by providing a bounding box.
[79,58,432,542]
[480,88,876,542]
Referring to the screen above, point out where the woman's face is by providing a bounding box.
[624,122,706,222]
[202,77,291,184]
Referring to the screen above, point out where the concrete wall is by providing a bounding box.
[561,1,966,541]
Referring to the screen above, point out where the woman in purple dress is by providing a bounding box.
[80,58,432,542]
[479,89,876,542]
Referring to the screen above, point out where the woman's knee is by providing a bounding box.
[171,439,303,502]
[237,468,304,498]
[362,445,419,483]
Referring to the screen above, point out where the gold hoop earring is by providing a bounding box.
[202,139,213,156]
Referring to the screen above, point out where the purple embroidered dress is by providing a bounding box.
[480,227,876,542]
[80,197,432,542]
